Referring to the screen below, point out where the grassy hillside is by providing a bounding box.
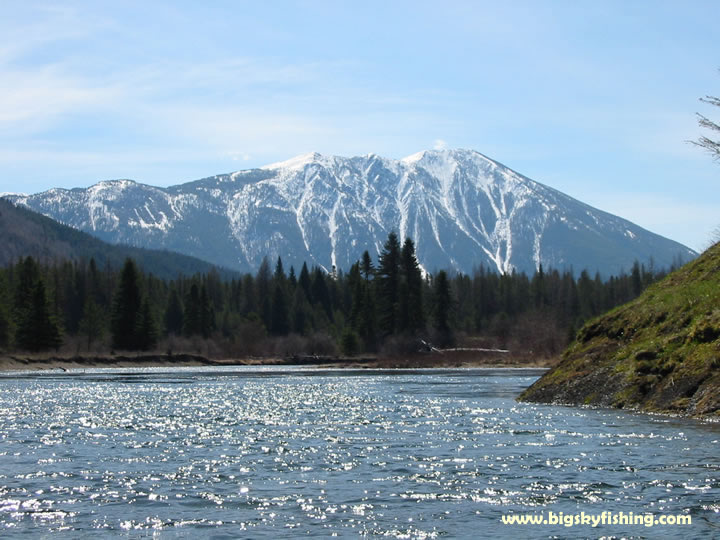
[519,241,720,417]
[0,198,237,280]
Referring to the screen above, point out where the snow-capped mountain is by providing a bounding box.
[7,149,696,276]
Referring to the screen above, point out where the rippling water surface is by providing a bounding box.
[0,367,718,538]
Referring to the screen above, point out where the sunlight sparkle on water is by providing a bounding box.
[0,367,718,537]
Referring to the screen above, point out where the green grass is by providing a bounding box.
[519,242,720,417]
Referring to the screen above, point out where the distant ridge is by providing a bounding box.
[8,149,697,276]
[0,198,237,280]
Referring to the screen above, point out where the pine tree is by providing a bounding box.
[288,266,297,290]
[271,281,290,336]
[274,256,285,281]
[530,263,547,309]
[0,272,10,349]
[291,287,312,335]
[78,296,105,351]
[376,232,401,336]
[16,280,62,352]
[577,269,595,321]
[340,327,359,356]
[136,299,158,351]
[347,263,364,329]
[256,257,272,330]
[270,256,290,335]
[399,238,425,333]
[241,274,257,316]
[14,256,40,322]
[199,285,214,338]
[361,250,375,281]
[311,268,333,321]
[358,285,377,351]
[164,287,184,335]
[183,283,202,337]
[298,262,312,301]
[432,270,454,347]
[111,258,143,350]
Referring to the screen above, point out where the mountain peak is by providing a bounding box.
[91,179,138,189]
[260,152,325,171]
[401,148,485,164]
[8,149,696,276]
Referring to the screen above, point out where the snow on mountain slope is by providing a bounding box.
[7,149,696,276]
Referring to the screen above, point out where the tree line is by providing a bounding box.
[0,232,670,358]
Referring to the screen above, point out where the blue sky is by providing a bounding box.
[1,1,718,251]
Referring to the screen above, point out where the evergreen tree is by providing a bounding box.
[199,285,214,338]
[399,238,425,333]
[347,263,364,329]
[111,258,143,350]
[298,262,312,301]
[14,257,40,321]
[432,270,454,347]
[0,272,10,349]
[0,305,8,349]
[311,268,332,320]
[183,283,202,337]
[164,288,184,335]
[340,327,359,356]
[358,285,377,351]
[530,263,547,309]
[376,232,401,336]
[256,257,272,330]
[291,287,312,335]
[136,298,159,351]
[228,279,241,312]
[0,231,670,357]
[577,270,595,321]
[16,280,62,352]
[78,296,105,351]
[270,281,290,335]
[62,261,84,334]
[288,266,297,290]
[274,256,285,281]
[240,274,257,316]
[361,250,375,281]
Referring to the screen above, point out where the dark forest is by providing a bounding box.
[0,232,670,359]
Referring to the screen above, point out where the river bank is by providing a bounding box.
[519,242,720,418]
[0,349,555,372]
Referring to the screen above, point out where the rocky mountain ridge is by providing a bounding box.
[7,149,696,275]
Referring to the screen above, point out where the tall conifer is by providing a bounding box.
[400,238,425,333]
[111,258,142,350]
[376,232,401,335]
[16,280,62,352]
[136,299,159,351]
[432,270,454,347]
[164,288,184,335]
[0,272,10,349]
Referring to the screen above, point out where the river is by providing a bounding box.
[0,367,717,538]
